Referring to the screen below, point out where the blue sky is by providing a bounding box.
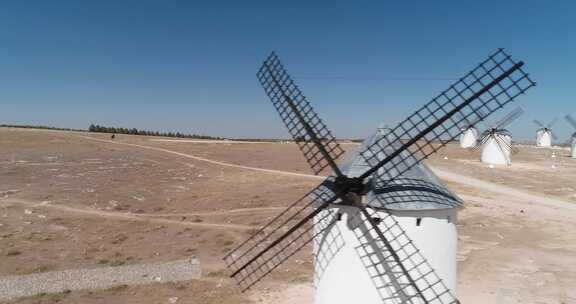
[1,1,574,140]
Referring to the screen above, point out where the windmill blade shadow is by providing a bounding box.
[314,200,459,304]
[352,209,459,304]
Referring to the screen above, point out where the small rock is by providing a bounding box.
[168,297,179,303]
[132,195,145,202]
[24,209,33,215]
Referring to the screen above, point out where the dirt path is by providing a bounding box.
[78,135,575,213]
[0,198,254,230]
[430,167,576,213]
[135,207,287,218]
[149,139,275,144]
[76,135,324,180]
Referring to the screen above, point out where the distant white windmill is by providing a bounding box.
[533,118,558,147]
[459,125,480,148]
[565,115,576,159]
[455,111,486,149]
[480,107,524,166]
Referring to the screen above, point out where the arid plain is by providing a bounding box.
[1,127,575,304]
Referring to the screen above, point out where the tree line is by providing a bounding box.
[0,124,85,132]
[1,123,362,143]
[88,124,222,139]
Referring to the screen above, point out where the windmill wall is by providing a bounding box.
[536,129,552,147]
[459,128,478,148]
[313,207,457,304]
[572,135,576,158]
[481,134,512,165]
[313,129,461,304]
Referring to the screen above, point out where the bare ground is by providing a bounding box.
[1,128,575,303]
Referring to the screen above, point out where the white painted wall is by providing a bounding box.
[536,130,552,147]
[481,135,512,166]
[459,128,478,148]
[314,206,458,304]
[572,136,576,159]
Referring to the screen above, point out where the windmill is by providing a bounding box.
[533,118,558,147]
[456,110,485,148]
[479,107,524,166]
[565,115,576,158]
[459,126,480,148]
[223,49,535,304]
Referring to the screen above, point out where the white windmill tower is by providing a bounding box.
[458,119,480,148]
[460,127,479,148]
[533,118,558,147]
[314,126,462,304]
[565,115,576,158]
[224,50,535,304]
[456,110,488,149]
[480,107,524,166]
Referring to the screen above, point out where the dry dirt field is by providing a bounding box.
[1,127,575,304]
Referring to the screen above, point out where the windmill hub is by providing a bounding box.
[333,175,366,196]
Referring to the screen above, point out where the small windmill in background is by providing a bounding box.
[479,107,524,166]
[457,111,483,148]
[533,118,558,147]
[223,49,535,304]
[565,115,576,158]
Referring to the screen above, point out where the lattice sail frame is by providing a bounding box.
[257,52,345,175]
[224,49,536,296]
[566,115,576,131]
[493,106,524,130]
[359,49,534,183]
[567,116,576,147]
[223,181,340,291]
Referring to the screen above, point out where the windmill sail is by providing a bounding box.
[223,182,339,291]
[223,49,535,301]
[566,115,576,158]
[358,49,533,183]
[257,52,345,175]
[547,117,559,129]
[493,107,524,130]
[547,118,559,140]
[566,115,576,130]
[533,119,545,128]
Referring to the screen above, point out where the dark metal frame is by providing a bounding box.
[257,52,345,175]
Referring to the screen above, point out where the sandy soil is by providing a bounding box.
[1,128,575,304]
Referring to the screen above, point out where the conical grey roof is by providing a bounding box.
[338,127,463,211]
